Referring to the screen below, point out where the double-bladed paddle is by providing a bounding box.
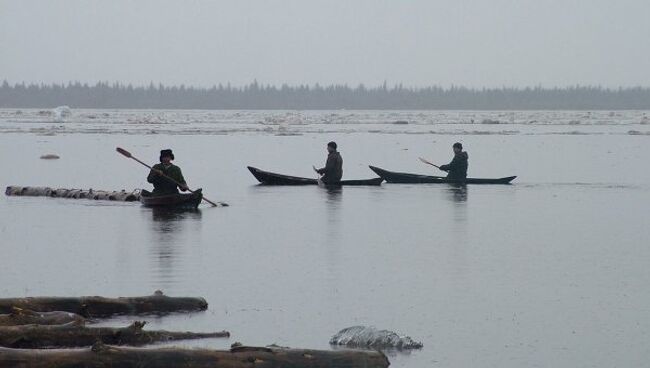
[116,147,228,207]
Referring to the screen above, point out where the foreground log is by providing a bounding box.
[0,291,208,317]
[0,342,389,368]
[0,308,86,327]
[0,321,229,348]
[5,186,140,202]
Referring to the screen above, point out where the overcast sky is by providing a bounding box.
[1,0,649,88]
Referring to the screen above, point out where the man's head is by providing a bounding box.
[452,142,463,154]
[327,141,337,153]
[160,149,174,164]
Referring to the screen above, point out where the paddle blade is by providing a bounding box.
[116,147,132,158]
[419,157,442,169]
[418,157,434,166]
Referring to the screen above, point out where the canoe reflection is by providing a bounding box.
[446,184,468,202]
[146,208,203,289]
[151,208,203,223]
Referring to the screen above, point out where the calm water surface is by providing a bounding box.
[1,109,649,367]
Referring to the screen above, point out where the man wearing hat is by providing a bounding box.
[316,141,343,184]
[147,149,189,195]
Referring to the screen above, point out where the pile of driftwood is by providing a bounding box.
[0,291,389,368]
[5,186,141,201]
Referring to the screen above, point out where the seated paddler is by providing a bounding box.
[316,141,343,184]
[439,142,468,180]
[147,149,189,195]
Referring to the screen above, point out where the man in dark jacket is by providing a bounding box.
[316,141,343,184]
[147,149,189,195]
[439,142,468,180]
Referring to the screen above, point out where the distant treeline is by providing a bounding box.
[1,80,649,110]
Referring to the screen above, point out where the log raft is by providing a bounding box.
[0,321,229,348]
[5,186,140,201]
[0,291,208,317]
[0,308,86,327]
[0,343,390,368]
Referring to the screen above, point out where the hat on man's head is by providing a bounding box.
[160,149,174,162]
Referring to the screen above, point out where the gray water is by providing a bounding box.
[1,109,649,367]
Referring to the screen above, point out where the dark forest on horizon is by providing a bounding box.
[1,80,649,110]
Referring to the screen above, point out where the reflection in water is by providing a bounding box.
[322,186,342,301]
[445,184,469,286]
[146,208,202,289]
[323,186,343,204]
[446,184,468,203]
[151,208,203,223]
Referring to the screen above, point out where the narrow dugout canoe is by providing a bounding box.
[140,189,202,209]
[369,165,517,184]
[248,166,383,186]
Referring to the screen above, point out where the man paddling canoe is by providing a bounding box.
[147,149,189,195]
[439,142,468,180]
[316,141,343,184]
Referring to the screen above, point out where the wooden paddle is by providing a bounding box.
[418,157,443,170]
[116,147,227,207]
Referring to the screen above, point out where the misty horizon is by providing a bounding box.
[2,80,649,110]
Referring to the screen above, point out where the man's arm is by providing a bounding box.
[317,156,333,175]
[173,167,189,191]
[439,158,454,172]
[147,164,162,183]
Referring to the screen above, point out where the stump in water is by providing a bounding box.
[0,291,208,317]
[0,343,390,368]
[0,308,86,327]
[0,321,229,348]
[330,326,423,350]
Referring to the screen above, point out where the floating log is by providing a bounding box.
[39,154,60,160]
[0,321,229,348]
[5,186,140,202]
[0,342,389,368]
[0,291,208,317]
[0,308,86,327]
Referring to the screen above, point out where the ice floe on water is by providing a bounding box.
[0,109,649,136]
[628,130,650,135]
[52,105,72,121]
[330,326,423,350]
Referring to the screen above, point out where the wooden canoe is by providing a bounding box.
[248,166,383,186]
[369,166,516,184]
[140,189,203,209]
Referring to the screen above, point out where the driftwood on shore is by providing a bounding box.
[0,342,390,368]
[0,308,86,327]
[0,321,229,348]
[0,291,208,317]
[5,186,140,201]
